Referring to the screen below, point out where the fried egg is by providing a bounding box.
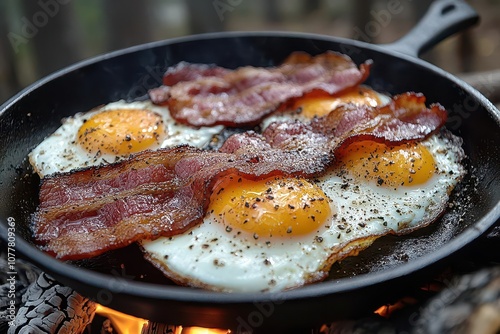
[29,100,223,177]
[141,100,465,292]
[261,86,391,129]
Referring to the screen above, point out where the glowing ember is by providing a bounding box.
[95,304,230,334]
[181,328,231,334]
[374,297,418,318]
[95,304,149,334]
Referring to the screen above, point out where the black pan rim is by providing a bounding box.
[2,203,499,304]
[2,30,499,120]
[1,30,499,306]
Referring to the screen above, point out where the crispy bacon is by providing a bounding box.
[149,63,230,103]
[148,51,371,127]
[162,62,229,86]
[312,92,448,147]
[32,92,446,260]
[33,147,331,260]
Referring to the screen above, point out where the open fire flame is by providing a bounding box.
[96,298,420,333]
[95,279,444,333]
[95,304,230,334]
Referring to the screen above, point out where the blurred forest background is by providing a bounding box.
[0,0,499,104]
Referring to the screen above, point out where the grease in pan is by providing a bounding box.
[28,51,466,293]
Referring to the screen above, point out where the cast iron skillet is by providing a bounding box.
[1,0,499,331]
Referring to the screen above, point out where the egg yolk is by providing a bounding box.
[77,108,165,155]
[292,86,381,118]
[209,176,331,238]
[336,140,436,187]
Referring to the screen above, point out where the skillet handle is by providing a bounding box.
[383,0,479,58]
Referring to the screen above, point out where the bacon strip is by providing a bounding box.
[162,62,229,86]
[149,63,231,103]
[32,93,446,260]
[149,51,371,127]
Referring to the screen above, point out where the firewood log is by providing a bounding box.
[7,272,96,334]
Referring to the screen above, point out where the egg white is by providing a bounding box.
[29,100,223,177]
[29,87,466,293]
[141,130,465,292]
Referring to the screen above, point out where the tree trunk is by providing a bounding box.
[185,0,225,34]
[102,0,152,51]
[0,2,22,103]
[19,0,84,78]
